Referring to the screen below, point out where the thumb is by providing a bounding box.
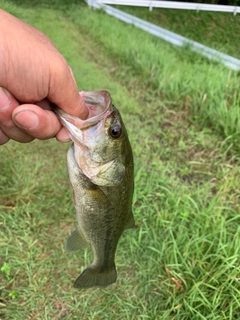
[47,64,88,119]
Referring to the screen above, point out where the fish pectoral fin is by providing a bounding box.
[65,228,88,254]
[124,211,135,230]
[73,265,117,289]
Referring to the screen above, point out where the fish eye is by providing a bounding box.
[109,124,122,138]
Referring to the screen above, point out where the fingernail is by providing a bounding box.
[0,87,10,111]
[14,110,39,130]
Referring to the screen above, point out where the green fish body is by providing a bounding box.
[55,91,134,288]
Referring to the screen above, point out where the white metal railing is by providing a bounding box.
[95,0,240,14]
[88,0,240,70]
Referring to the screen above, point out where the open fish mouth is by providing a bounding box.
[54,91,113,131]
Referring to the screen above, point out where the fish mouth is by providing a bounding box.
[54,91,113,131]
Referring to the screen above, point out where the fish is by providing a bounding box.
[54,91,134,288]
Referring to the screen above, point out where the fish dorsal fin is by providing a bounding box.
[65,228,88,254]
[124,212,135,230]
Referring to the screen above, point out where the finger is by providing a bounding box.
[55,127,71,142]
[35,98,52,111]
[0,127,10,145]
[0,87,70,143]
[34,99,71,142]
[0,87,34,143]
[13,104,62,140]
[47,64,89,119]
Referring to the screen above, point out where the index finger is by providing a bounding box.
[47,64,89,120]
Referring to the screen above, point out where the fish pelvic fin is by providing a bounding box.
[73,265,117,289]
[65,228,88,254]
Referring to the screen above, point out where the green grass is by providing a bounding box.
[65,4,240,142]
[1,1,240,319]
[114,5,240,59]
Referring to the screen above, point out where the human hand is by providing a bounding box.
[0,9,88,145]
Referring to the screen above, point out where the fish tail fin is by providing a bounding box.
[73,265,117,289]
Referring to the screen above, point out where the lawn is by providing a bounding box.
[0,1,240,319]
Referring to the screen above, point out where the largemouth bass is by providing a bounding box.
[55,91,134,288]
